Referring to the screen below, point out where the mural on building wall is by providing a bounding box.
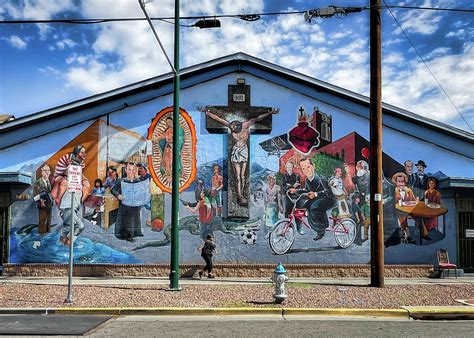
[260,106,449,254]
[200,82,277,219]
[8,101,450,265]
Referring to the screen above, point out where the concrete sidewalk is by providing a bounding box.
[1,276,473,286]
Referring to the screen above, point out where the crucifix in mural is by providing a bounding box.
[201,80,278,219]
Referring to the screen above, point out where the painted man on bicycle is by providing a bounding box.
[297,158,336,241]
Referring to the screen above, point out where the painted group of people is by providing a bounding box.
[392,160,442,243]
[262,158,374,245]
[33,144,155,245]
[264,158,341,242]
[185,164,224,222]
[33,145,89,245]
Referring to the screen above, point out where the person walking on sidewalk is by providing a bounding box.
[198,234,217,279]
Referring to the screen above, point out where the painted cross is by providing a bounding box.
[201,82,278,219]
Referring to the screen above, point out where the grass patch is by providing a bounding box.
[288,282,314,289]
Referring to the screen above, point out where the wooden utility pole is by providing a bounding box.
[370,0,384,287]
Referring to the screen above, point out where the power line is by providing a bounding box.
[1,5,473,25]
[382,5,474,13]
[383,0,473,132]
[0,11,305,25]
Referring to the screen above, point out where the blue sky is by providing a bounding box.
[0,0,473,132]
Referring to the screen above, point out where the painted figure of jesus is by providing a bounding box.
[205,109,279,204]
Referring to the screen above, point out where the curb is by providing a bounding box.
[0,307,407,318]
[283,308,409,318]
[54,307,283,316]
[402,306,474,320]
[0,307,472,320]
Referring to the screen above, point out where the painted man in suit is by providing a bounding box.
[33,164,53,234]
[298,158,336,241]
[282,161,301,221]
[412,160,430,200]
[393,172,418,243]
[412,160,432,241]
[352,160,370,205]
[403,160,416,188]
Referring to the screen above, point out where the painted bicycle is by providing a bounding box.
[269,190,356,255]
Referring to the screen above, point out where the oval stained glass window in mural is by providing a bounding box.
[147,107,197,193]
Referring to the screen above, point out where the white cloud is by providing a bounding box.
[329,31,352,40]
[384,53,404,64]
[61,0,373,102]
[2,0,75,19]
[383,38,404,47]
[6,35,27,50]
[1,0,76,39]
[425,47,451,59]
[53,0,471,133]
[382,41,474,124]
[56,38,77,49]
[393,0,443,35]
[66,53,88,65]
[39,66,61,76]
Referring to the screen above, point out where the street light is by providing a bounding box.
[193,18,221,29]
[138,0,181,291]
[139,0,221,291]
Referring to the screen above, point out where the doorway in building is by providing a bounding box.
[0,192,10,275]
[458,198,474,273]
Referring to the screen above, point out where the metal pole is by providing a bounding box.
[66,192,75,302]
[169,0,181,290]
[370,0,384,287]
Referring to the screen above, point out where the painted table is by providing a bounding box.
[396,201,448,245]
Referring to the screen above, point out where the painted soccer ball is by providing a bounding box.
[240,229,257,245]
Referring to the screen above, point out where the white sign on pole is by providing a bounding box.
[466,229,474,239]
[67,165,83,193]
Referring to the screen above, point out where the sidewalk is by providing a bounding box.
[1,276,473,320]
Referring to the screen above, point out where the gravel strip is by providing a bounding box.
[1,283,473,309]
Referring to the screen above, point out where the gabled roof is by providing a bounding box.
[0,52,473,158]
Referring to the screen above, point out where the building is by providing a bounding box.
[0,53,473,276]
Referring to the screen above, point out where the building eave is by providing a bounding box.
[0,52,472,157]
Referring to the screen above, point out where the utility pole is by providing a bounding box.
[306,3,385,287]
[369,0,384,287]
[169,0,181,290]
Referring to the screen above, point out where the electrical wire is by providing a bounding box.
[381,5,474,13]
[383,0,473,132]
[1,5,473,25]
[0,11,305,24]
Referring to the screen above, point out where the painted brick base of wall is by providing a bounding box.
[2,264,434,278]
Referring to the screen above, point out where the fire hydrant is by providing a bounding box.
[271,263,289,304]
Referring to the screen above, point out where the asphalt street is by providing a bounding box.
[1,315,473,337]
